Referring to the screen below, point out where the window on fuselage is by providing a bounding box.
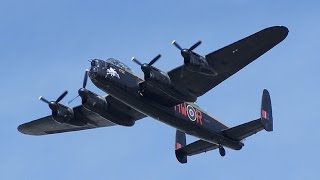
[106,58,132,72]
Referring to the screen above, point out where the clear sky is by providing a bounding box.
[1,0,319,179]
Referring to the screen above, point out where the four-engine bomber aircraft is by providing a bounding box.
[18,26,288,163]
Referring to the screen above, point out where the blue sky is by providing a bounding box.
[1,0,319,179]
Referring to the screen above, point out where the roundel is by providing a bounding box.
[187,105,196,121]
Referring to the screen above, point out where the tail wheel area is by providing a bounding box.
[219,146,226,157]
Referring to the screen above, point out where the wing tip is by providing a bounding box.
[267,25,289,40]
[17,123,46,136]
[277,25,289,36]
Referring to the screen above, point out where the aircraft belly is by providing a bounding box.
[92,79,242,150]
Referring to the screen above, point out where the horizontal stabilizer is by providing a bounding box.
[221,119,264,141]
[175,129,219,163]
[176,139,219,156]
[221,89,274,141]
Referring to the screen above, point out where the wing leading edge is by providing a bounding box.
[18,96,146,135]
[18,106,114,135]
[168,26,289,97]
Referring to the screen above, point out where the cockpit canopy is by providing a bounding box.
[106,58,132,72]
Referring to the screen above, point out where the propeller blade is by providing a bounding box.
[56,90,68,103]
[189,40,201,51]
[67,95,79,105]
[131,57,143,66]
[39,96,50,104]
[172,40,183,50]
[83,70,88,88]
[148,54,161,66]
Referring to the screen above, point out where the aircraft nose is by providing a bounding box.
[91,60,98,67]
[89,59,107,80]
[89,59,100,78]
[89,66,98,79]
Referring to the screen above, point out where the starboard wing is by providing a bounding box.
[18,96,146,135]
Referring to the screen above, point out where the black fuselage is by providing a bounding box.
[89,59,243,150]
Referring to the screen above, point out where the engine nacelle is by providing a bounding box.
[80,89,108,114]
[52,104,75,124]
[146,68,171,85]
[79,89,135,126]
[185,53,217,76]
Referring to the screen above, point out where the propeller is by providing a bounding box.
[39,90,68,111]
[82,69,88,89]
[172,40,201,58]
[131,54,161,75]
[67,70,89,105]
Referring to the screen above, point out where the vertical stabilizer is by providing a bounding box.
[175,130,187,163]
[261,89,273,131]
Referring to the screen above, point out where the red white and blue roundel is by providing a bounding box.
[187,105,196,121]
